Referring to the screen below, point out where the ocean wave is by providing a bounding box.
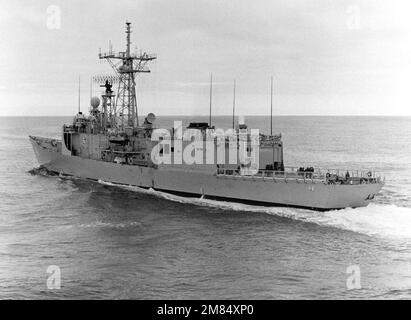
[79,221,142,229]
[313,204,411,240]
[56,221,142,230]
[97,179,411,240]
[28,166,58,177]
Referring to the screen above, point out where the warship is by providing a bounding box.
[29,23,384,210]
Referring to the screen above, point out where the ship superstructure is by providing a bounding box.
[29,23,384,210]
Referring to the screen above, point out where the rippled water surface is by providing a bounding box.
[1,116,411,299]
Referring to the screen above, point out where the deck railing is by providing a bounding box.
[216,166,383,185]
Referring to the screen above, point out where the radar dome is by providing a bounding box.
[238,115,245,125]
[146,113,156,124]
[90,96,100,109]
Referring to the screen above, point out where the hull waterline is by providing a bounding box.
[29,136,384,211]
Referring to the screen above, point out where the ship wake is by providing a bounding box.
[97,180,411,240]
[28,166,59,177]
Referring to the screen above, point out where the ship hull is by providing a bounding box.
[29,136,383,210]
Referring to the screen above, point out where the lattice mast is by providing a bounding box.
[99,22,156,130]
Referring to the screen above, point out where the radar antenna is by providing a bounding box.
[98,22,156,130]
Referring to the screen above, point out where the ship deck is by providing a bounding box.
[216,167,383,185]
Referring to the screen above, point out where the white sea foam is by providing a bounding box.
[79,221,142,229]
[97,180,411,240]
[312,204,411,239]
[57,221,142,230]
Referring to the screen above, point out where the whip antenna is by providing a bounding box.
[209,73,213,127]
[78,75,81,113]
[232,80,236,129]
[270,76,273,135]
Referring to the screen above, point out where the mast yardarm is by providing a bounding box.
[98,22,156,130]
